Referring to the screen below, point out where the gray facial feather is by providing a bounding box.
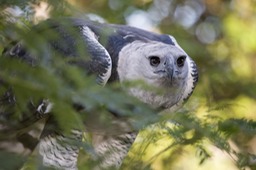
[117,40,194,110]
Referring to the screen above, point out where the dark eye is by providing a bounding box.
[176,55,186,67]
[149,56,161,67]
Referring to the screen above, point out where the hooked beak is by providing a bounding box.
[165,57,174,80]
[153,58,174,81]
[165,65,174,80]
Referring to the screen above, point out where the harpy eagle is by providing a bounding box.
[0,18,198,169]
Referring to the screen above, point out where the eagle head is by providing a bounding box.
[117,39,198,111]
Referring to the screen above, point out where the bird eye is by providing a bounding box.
[149,56,161,67]
[176,56,186,67]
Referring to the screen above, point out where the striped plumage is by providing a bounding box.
[93,132,137,169]
[39,132,81,170]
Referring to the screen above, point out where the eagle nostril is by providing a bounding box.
[176,55,186,67]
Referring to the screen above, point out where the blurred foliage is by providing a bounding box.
[0,0,256,170]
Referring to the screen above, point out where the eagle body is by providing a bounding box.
[1,18,198,169]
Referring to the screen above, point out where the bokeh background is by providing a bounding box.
[0,0,256,169]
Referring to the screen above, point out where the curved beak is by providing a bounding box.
[153,57,174,81]
[165,58,174,80]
